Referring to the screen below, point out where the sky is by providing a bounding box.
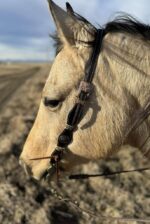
[0,0,149,61]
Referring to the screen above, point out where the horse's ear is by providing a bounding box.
[47,0,76,45]
[47,0,96,46]
[66,2,74,15]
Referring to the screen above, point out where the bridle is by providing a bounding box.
[31,27,150,181]
[45,29,104,179]
[29,15,150,221]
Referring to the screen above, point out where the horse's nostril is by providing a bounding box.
[19,159,33,177]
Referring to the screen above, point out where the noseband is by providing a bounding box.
[46,29,104,178]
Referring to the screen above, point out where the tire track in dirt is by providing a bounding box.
[0,66,40,110]
[0,68,33,81]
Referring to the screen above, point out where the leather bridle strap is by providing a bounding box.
[49,29,104,174]
[69,166,150,179]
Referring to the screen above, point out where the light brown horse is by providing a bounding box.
[20,0,150,181]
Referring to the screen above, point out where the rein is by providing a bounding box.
[69,166,150,179]
[45,29,104,179]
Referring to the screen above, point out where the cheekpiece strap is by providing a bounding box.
[49,29,104,170]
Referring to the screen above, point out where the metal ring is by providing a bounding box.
[66,124,74,131]
[55,146,65,151]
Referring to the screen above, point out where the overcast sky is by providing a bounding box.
[0,0,149,61]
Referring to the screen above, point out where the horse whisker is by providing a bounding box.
[30,156,52,161]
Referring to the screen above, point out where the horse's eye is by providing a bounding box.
[44,97,60,108]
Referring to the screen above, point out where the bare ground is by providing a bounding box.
[0,63,149,224]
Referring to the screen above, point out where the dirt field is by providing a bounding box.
[0,63,149,224]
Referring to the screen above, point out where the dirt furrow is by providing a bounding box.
[0,67,40,110]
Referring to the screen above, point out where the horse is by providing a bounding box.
[20,0,150,181]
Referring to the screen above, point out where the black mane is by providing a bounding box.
[51,14,150,55]
[104,15,150,40]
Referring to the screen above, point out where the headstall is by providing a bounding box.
[46,29,104,179]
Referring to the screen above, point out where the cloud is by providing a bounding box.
[0,39,53,61]
[55,0,150,24]
[0,0,51,37]
[111,0,150,23]
[0,0,53,61]
[0,0,149,61]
